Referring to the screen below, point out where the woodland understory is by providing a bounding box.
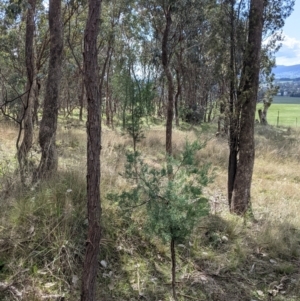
[1,118,300,301]
[0,0,298,300]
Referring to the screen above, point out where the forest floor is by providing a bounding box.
[1,117,300,301]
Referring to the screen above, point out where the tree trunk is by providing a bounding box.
[171,238,177,301]
[258,101,271,125]
[17,0,36,184]
[105,82,110,126]
[263,102,271,124]
[105,47,113,127]
[228,0,238,209]
[162,7,174,156]
[79,76,85,121]
[81,0,102,300]
[32,77,40,126]
[157,79,164,118]
[207,94,214,123]
[231,0,264,214]
[37,0,63,179]
[174,69,181,127]
[203,98,207,123]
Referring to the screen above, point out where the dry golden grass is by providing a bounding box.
[0,122,19,160]
[1,120,300,300]
[252,127,300,228]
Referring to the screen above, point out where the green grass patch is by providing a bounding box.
[257,103,300,127]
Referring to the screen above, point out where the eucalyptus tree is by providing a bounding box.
[0,0,37,183]
[222,0,249,212]
[256,0,293,126]
[37,0,63,179]
[100,0,130,127]
[227,0,265,214]
[81,0,102,299]
[141,0,213,154]
[224,0,294,214]
[161,4,174,155]
[0,4,27,120]
[175,2,217,116]
[0,0,49,122]
[257,49,279,125]
[0,0,58,183]
[17,0,37,184]
[100,0,157,130]
[139,0,181,155]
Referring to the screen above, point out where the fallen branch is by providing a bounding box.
[41,294,65,300]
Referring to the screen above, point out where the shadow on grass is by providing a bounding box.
[183,214,300,301]
[97,211,300,301]
[1,169,300,301]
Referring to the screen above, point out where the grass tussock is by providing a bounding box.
[0,170,87,300]
[1,121,300,300]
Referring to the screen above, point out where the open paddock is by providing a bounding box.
[257,96,300,127]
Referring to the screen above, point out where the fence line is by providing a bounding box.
[269,111,300,127]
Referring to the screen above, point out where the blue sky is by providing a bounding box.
[276,1,300,66]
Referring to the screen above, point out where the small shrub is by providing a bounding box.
[109,140,212,299]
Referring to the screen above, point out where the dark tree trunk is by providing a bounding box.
[81,0,102,300]
[37,0,63,179]
[174,69,181,127]
[17,0,36,184]
[32,77,40,126]
[79,76,85,121]
[203,93,208,123]
[231,0,264,214]
[157,79,165,118]
[162,7,174,156]
[104,47,113,127]
[105,81,110,126]
[203,95,207,123]
[174,45,183,128]
[228,0,238,209]
[207,94,213,123]
[171,238,177,301]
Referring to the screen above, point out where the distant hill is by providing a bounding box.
[273,64,300,79]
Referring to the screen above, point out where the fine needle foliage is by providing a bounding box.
[127,79,156,151]
[109,140,212,300]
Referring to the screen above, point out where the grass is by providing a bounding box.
[257,96,300,127]
[1,117,300,300]
[256,104,300,127]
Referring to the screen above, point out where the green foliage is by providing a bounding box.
[112,66,155,150]
[110,140,211,244]
[263,0,295,34]
[2,0,23,23]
